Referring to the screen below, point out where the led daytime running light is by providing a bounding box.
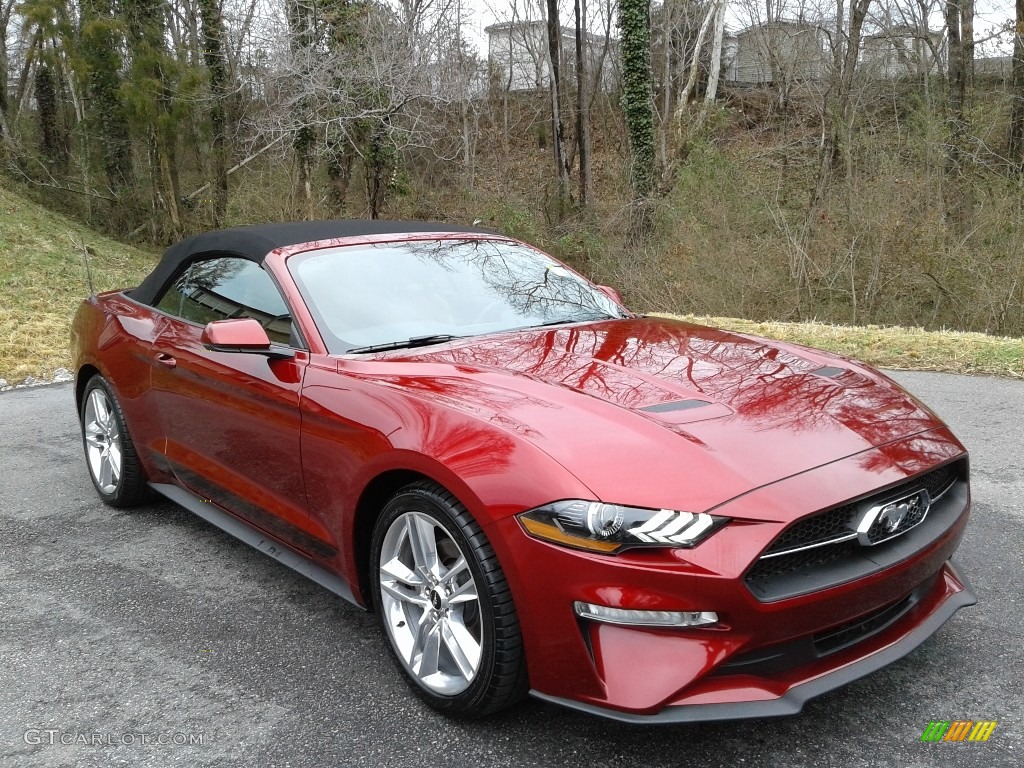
[574,602,719,627]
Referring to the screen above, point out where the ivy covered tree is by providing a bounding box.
[78,0,132,195]
[34,64,64,164]
[617,0,656,237]
[122,0,187,233]
[18,0,73,167]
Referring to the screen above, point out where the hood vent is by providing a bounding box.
[640,399,711,414]
[810,366,847,378]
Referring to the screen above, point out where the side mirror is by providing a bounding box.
[597,285,625,306]
[201,318,292,359]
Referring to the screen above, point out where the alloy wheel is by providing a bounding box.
[378,511,482,696]
[83,387,123,494]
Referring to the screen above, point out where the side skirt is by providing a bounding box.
[150,482,360,607]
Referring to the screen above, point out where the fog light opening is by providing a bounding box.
[574,602,719,628]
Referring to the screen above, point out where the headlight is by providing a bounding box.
[518,500,729,554]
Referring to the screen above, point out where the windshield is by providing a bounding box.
[288,238,627,353]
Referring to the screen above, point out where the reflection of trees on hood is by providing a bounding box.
[424,317,938,443]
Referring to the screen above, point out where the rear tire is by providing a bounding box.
[370,481,528,717]
[80,375,149,507]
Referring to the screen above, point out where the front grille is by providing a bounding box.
[745,460,965,601]
[746,540,860,581]
[757,462,958,562]
[765,503,857,554]
[922,464,959,500]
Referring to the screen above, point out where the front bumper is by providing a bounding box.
[485,434,975,721]
[530,560,976,722]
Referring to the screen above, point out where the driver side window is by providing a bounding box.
[155,256,296,346]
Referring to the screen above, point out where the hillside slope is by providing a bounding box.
[0,187,1021,384]
[0,187,158,381]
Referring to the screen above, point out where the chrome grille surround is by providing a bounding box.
[745,461,963,597]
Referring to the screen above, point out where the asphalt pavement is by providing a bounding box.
[0,372,1020,768]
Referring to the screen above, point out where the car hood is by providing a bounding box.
[344,317,947,511]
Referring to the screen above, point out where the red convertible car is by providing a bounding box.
[71,220,975,722]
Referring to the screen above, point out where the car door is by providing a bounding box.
[149,255,332,557]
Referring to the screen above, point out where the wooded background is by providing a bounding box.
[2,0,1024,336]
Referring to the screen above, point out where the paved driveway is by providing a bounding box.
[0,372,1020,767]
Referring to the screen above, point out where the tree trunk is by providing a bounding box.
[832,0,871,175]
[14,32,39,118]
[0,103,13,156]
[198,0,230,226]
[574,0,591,206]
[462,97,476,190]
[286,0,317,218]
[0,0,10,120]
[963,0,974,112]
[675,2,716,116]
[546,0,571,205]
[125,0,183,233]
[327,147,354,211]
[946,0,965,170]
[364,120,395,219]
[945,0,974,225]
[159,139,182,232]
[1009,0,1024,166]
[618,0,656,237]
[34,63,65,167]
[658,0,672,172]
[704,0,727,105]
[79,0,133,195]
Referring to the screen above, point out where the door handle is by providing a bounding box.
[155,352,177,368]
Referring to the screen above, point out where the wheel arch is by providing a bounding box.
[352,468,438,607]
[75,364,102,413]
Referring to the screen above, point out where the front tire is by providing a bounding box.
[370,481,527,717]
[80,375,148,507]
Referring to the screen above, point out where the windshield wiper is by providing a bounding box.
[346,334,464,354]
[530,313,620,329]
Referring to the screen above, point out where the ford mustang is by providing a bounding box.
[71,220,976,722]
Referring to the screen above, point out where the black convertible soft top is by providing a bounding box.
[129,219,494,305]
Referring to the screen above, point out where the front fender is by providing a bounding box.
[298,362,596,602]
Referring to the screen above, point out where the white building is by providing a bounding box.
[485,20,617,93]
[861,27,945,79]
[727,21,828,85]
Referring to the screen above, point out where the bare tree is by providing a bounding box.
[574,0,592,205]
[546,0,572,203]
[258,0,478,218]
[199,0,231,226]
[675,0,717,113]
[0,0,15,141]
[1010,0,1024,166]
[704,0,728,103]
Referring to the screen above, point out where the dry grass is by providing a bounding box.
[0,186,158,382]
[655,314,1024,379]
[0,185,1021,383]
